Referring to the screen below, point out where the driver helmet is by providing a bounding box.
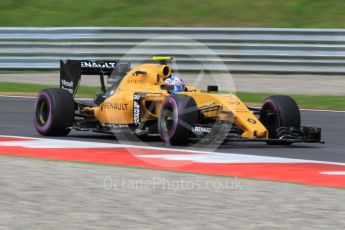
[164,76,185,93]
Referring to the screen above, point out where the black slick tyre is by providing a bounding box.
[260,95,301,145]
[158,94,199,146]
[34,88,75,136]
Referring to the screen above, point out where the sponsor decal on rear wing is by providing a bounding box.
[60,60,118,95]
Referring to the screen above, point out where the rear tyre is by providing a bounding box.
[158,94,199,146]
[260,95,301,145]
[34,88,75,136]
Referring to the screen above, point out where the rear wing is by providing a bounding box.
[60,60,118,94]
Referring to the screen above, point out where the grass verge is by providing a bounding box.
[0,82,100,98]
[236,92,345,111]
[1,0,345,28]
[0,82,344,110]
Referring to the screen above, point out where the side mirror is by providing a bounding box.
[133,70,147,76]
[160,84,174,91]
[207,85,218,92]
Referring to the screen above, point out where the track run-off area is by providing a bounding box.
[0,95,345,188]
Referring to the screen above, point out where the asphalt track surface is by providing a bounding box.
[1,96,344,163]
[1,95,345,229]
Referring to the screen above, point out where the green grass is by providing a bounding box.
[0,0,345,28]
[0,82,344,110]
[237,92,345,110]
[0,82,100,98]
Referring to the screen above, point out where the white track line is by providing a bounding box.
[320,171,345,175]
[0,95,36,99]
[300,108,345,113]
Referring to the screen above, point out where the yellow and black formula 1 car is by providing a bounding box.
[34,57,322,146]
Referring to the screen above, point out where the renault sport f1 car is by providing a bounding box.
[33,57,322,146]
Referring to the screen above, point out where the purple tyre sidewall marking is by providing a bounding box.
[34,92,53,132]
[159,97,179,141]
[264,99,281,127]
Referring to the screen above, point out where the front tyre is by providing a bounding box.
[158,94,199,146]
[260,95,301,145]
[34,88,75,136]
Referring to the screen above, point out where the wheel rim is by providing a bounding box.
[36,98,49,126]
[261,101,280,137]
[161,105,175,135]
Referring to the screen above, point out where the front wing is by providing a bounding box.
[190,124,323,144]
